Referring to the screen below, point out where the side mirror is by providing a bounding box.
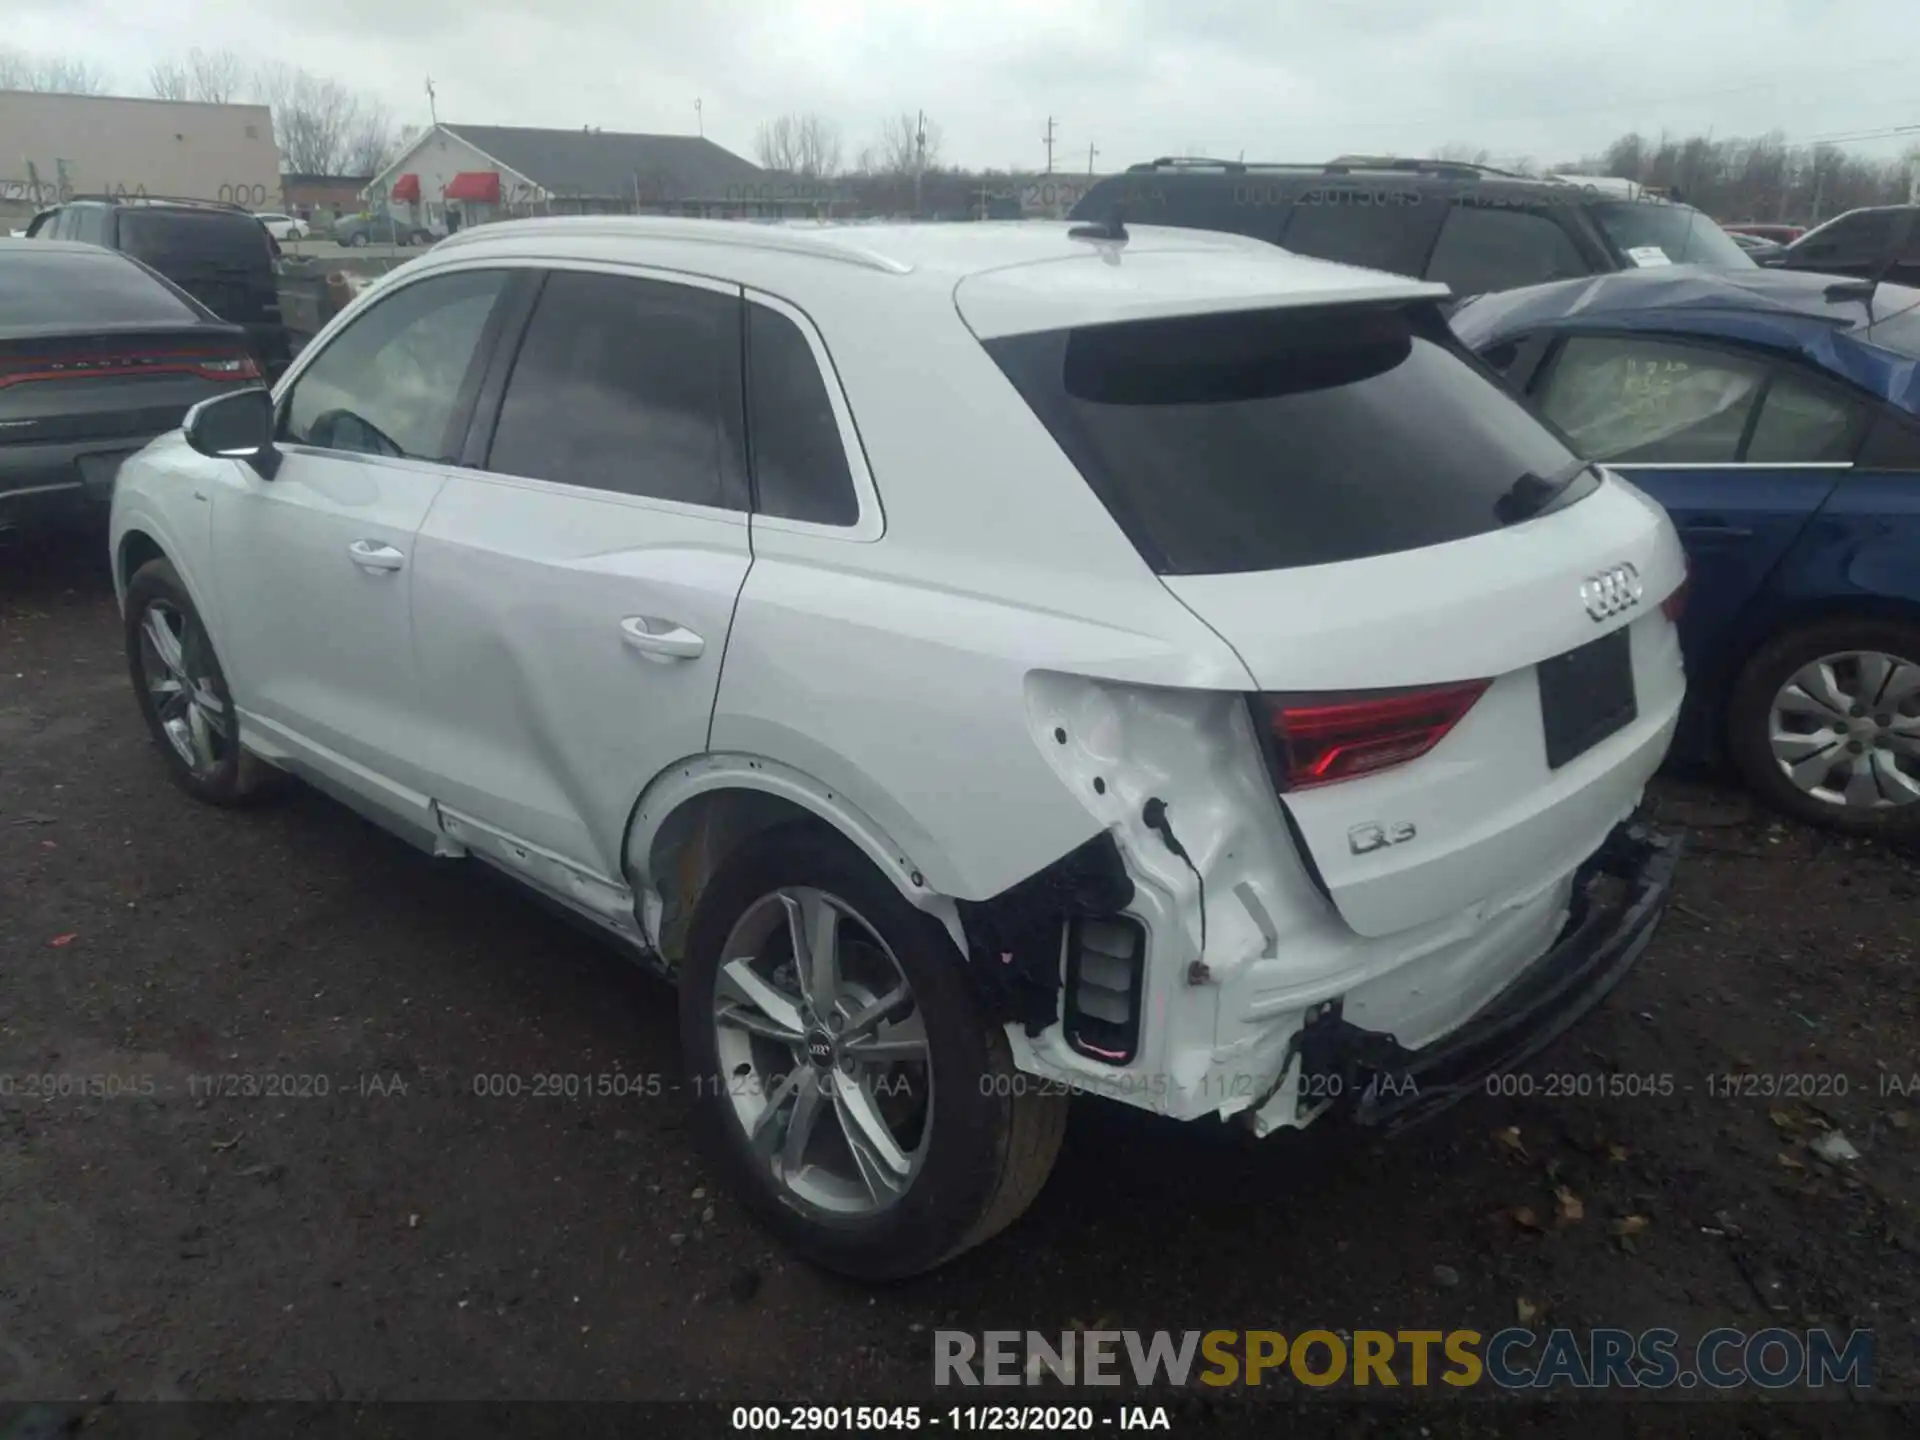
[183,387,279,476]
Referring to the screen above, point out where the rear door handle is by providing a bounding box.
[620,616,705,660]
[348,540,405,572]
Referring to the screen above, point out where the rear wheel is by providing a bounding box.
[125,558,284,807]
[1726,617,1920,838]
[348,232,368,248]
[678,823,1066,1279]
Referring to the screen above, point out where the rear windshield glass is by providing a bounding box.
[118,210,273,272]
[1591,202,1754,269]
[0,248,198,326]
[985,303,1594,575]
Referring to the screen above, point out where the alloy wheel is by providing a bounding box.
[1767,649,1920,811]
[137,600,231,780]
[711,886,932,1216]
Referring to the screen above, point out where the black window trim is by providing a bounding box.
[272,262,524,473]
[464,259,753,515]
[1524,328,1874,471]
[739,286,884,541]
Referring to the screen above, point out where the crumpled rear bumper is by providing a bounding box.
[1294,820,1682,1135]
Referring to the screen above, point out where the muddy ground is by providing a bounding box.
[3,531,1917,1435]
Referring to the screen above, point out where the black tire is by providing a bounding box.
[679,823,1067,1279]
[1725,616,1920,839]
[125,557,284,807]
[348,232,368,248]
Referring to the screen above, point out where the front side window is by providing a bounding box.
[1535,335,1766,463]
[486,270,742,508]
[281,268,508,461]
[1745,373,1866,463]
[1426,204,1591,296]
[746,303,858,525]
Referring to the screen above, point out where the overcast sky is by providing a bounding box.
[9,0,1919,172]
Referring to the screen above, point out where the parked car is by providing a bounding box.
[26,196,291,378]
[331,212,436,248]
[1067,158,1755,301]
[1725,223,1807,245]
[1730,231,1787,263]
[1454,266,1920,836]
[110,217,1685,1278]
[1770,206,1920,287]
[253,211,310,241]
[0,241,262,538]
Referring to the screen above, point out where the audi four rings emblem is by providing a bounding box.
[1581,563,1643,622]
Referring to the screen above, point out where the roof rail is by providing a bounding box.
[1322,156,1531,180]
[429,215,915,274]
[1128,156,1251,173]
[62,193,256,213]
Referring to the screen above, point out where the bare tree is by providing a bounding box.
[0,47,109,94]
[186,48,247,104]
[754,113,844,178]
[1431,142,1492,166]
[149,59,191,101]
[862,113,943,178]
[254,62,362,175]
[341,102,401,178]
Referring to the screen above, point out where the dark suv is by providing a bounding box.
[1068,158,1756,300]
[27,197,291,377]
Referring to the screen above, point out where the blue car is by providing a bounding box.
[1453,267,1920,838]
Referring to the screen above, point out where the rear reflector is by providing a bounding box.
[1259,679,1491,790]
[1063,916,1146,1065]
[1661,564,1689,623]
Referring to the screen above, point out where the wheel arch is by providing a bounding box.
[621,754,968,970]
[1714,591,1920,730]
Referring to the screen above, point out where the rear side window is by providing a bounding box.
[1535,335,1764,462]
[118,210,273,273]
[746,303,858,525]
[1279,189,1433,275]
[1426,204,1590,296]
[0,248,198,326]
[985,303,1589,575]
[1746,374,1866,463]
[487,270,743,508]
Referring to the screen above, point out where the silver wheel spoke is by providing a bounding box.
[830,1074,910,1201]
[1888,718,1920,759]
[1774,686,1845,722]
[1879,661,1920,707]
[190,682,230,736]
[718,959,806,1041]
[840,983,910,1042]
[1870,749,1920,804]
[780,1070,826,1176]
[780,890,841,1015]
[1770,729,1840,764]
[1843,761,1884,808]
[844,1008,929,1064]
[748,1068,805,1163]
[1786,747,1841,793]
[1789,662,1853,716]
[1855,651,1894,709]
[186,701,219,770]
[143,608,186,680]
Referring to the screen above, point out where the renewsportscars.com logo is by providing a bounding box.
[934,1328,1874,1392]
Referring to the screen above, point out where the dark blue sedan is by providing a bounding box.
[1453,267,1920,838]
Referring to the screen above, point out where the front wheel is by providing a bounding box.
[1726,617,1920,838]
[125,558,284,807]
[678,824,1067,1279]
[347,232,368,248]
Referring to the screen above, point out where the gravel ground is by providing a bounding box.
[3,529,1918,1433]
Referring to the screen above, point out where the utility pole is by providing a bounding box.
[1043,115,1058,174]
[1087,141,1098,176]
[695,98,703,138]
[425,76,438,126]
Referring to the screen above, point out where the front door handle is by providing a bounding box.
[620,616,705,660]
[348,540,405,572]
[1681,523,1755,540]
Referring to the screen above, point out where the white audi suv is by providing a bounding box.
[109,216,1688,1278]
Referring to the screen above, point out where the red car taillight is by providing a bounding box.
[1661,557,1690,623]
[0,349,259,389]
[1258,679,1492,790]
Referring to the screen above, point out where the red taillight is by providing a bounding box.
[1260,679,1491,790]
[1661,559,1690,623]
[0,349,259,389]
